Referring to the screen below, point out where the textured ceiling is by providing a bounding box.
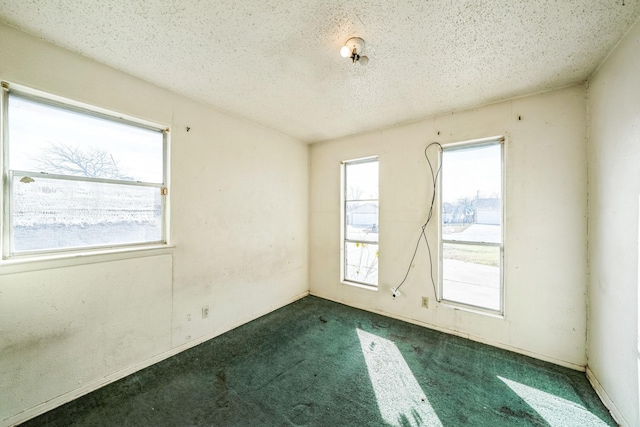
[0,1,638,143]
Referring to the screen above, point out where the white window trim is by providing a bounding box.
[340,156,379,289]
[438,136,505,316]
[0,244,175,275]
[0,81,171,263]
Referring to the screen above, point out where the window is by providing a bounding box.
[341,157,378,287]
[440,139,503,312]
[1,83,168,258]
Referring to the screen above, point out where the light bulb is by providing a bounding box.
[340,45,351,58]
[359,56,369,66]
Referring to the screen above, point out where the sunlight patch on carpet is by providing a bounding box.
[357,328,443,427]
[498,376,610,426]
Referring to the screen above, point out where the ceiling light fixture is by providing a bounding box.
[340,37,369,66]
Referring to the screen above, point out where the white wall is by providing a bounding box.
[587,18,640,427]
[310,85,588,368]
[0,23,308,426]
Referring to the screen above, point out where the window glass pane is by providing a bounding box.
[343,158,378,286]
[8,95,164,183]
[11,175,162,253]
[442,242,500,311]
[344,242,378,285]
[345,201,378,242]
[442,144,501,243]
[345,161,378,201]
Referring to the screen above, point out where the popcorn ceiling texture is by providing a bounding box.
[0,0,637,143]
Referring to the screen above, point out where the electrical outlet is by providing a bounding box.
[202,305,209,319]
[422,297,429,308]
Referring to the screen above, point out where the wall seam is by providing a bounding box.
[584,80,591,369]
[306,144,312,293]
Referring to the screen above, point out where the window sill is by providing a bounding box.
[0,244,175,275]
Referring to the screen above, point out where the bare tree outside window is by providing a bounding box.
[347,186,364,201]
[32,142,131,180]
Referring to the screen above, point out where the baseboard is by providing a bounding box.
[309,292,585,371]
[3,290,309,427]
[586,367,628,427]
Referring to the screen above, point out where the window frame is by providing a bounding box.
[1,81,170,260]
[340,156,379,289]
[438,136,505,315]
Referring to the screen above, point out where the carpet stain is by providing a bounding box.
[411,344,424,355]
[318,316,327,323]
[216,370,226,385]
[498,406,542,425]
[288,403,313,426]
[372,320,390,329]
[215,370,230,410]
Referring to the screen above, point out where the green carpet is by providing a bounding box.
[21,296,616,426]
